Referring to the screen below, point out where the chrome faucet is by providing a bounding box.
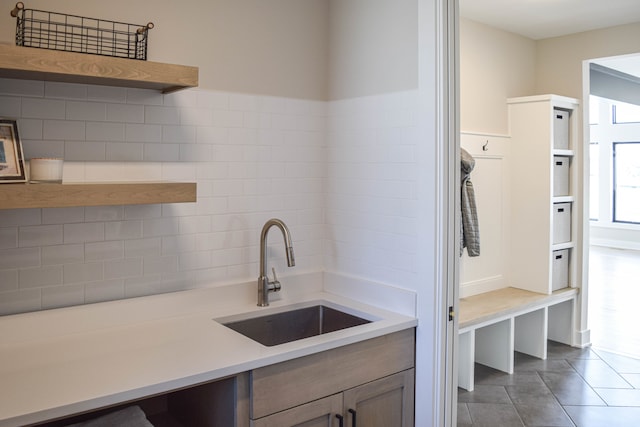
[258,218,295,307]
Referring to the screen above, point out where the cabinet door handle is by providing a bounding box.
[348,408,357,426]
[336,414,344,427]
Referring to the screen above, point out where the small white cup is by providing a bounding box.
[29,158,64,183]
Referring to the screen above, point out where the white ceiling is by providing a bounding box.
[459,0,640,40]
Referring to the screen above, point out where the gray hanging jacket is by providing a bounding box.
[461,148,480,257]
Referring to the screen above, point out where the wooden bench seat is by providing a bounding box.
[458,287,578,391]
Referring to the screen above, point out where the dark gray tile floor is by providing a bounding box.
[458,341,640,427]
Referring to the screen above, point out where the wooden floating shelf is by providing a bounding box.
[0,182,197,210]
[0,45,198,93]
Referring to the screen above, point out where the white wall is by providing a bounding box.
[328,0,418,100]
[460,18,536,135]
[0,0,329,99]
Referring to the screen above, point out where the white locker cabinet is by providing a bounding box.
[553,108,570,149]
[508,94,580,295]
[553,202,571,244]
[552,249,570,290]
[553,156,570,196]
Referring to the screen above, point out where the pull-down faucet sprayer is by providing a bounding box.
[258,218,295,307]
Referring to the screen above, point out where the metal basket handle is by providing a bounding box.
[10,2,24,18]
[137,22,154,34]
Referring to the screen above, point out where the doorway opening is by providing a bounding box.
[586,55,640,358]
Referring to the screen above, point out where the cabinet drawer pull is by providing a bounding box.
[348,408,357,426]
[336,414,344,427]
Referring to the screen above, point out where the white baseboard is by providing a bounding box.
[460,275,506,298]
[590,238,640,251]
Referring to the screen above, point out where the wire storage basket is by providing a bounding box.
[10,2,153,60]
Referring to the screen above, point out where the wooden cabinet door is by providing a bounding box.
[342,369,414,427]
[251,394,343,427]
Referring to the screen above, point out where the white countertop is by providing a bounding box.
[0,272,417,426]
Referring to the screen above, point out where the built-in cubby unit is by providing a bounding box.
[507,94,581,294]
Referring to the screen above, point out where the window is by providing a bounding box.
[613,142,640,223]
[590,142,599,221]
[613,101,640,124]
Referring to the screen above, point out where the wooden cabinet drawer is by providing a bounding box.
[250,329,415,419]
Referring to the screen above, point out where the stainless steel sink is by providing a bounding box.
[220,305,372,346]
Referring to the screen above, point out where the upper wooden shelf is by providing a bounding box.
[0,45,198,93]
[0,182,196,210]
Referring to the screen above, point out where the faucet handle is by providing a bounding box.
[270,267,282,292]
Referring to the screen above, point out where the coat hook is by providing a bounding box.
[482,140,489,151]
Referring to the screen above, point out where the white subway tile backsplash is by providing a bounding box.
[106,143,144,161]
[107,103,145,123]
[213,109,244,128]
[144,143,180,161]
[180,108,214,126]
[0,77,44,97]
[66,101,107,121]
[178,251,212,271]
[84,206,124,222]
[42,284,85,310]
[44,120,86,140]
[64,141,106,161]
[86,122,126,141]
[126,123,163,142]
[164,90,198,108]
[143,218,180,238]
[145,106,180,125]
[63,262,103,284]
[0,270,18,292]
[179,144,213,162]
[161,234,196,255]
[85,241,124,261]
[22,98,66,120]
[124,274,162,298]
[104,258,142,280]
[19,225,63,247]
[0,247,39,269]
[42,244,85,266]
[105,220,143,240]
[0,96,21,117]
[0,288,41,315]
[0,83,332,315]
[17,119,43,140]
[0,228,17,249]
[143,255,178,275]
[64,223,105,243]
[124,205,162,220]
[85,279,125,304]
[19,266,63,288]
[43,207,85,225]
[45,82,88,100]
[126,88,163,105]
[125,238,161,258]
[162,125,196,144]
[23,140,65,160]
[88,85,127,103]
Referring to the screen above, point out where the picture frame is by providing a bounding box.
[0,119,26,183]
